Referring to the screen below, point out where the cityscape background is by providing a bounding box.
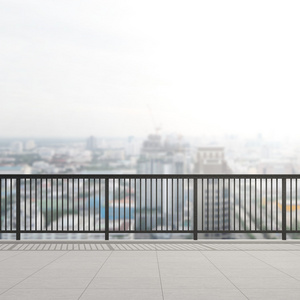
[1,133,300,240]
[1,133,300,176]
[1,0,300,240]
[0,129,300,174]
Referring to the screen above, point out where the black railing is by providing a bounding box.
[0,174,299,240]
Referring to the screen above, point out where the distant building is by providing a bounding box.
[10,141,23,153]
[25,140,36,151]
[135,133,191,239]
[0,165,31,174]
[125,136,140,157]
[86,136,97,151]
[195,147,232,239]
[37,148,55,161]
[31,161,58,174]
[137,134,188,174]
[194,147,232,174]
[256,159,295,174]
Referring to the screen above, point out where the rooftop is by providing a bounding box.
[1,240,300,299]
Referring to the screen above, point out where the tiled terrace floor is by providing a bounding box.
[0,240,300,300]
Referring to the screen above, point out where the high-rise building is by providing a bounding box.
[195,147,232,239]
[194,147,231,174]
[10,141,23,153]
[86,136,97,151]
[137,134,188,174]
[135,134,190,238]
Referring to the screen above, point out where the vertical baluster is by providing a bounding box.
[234,178,236,231]
[207,178,209,231]
[51,178,53,232]
[271,178,273,231]
[193,178,198,240]
[182,178,184,231]
[244,178,246,231]
[296,179,298,231]
[282,178,286,240]
[212,178,215,231]
[276,178,278,231]
[25,178,27,231]
[0,179,1,232]
[255,178,257,231]
[260,178,262,231]
[16,178,20,240]
[145,178,147,231]
[113,179,115,231]
[166,178,168,231]
[140,179,142,231]
[135,178,137,231]
[239,179,241,230]
[290,178,292,231]
[30,178,32,231]
[129,178,132,231]
[229,178,231,232]
[172,178,174,231]
[156,178,158,231]
[188,179,190,231]
[82,178,84,231]
[94,178,96,232]
[266,178,268,231]
[249,178,251,231]
[73,178,75,232]
[105,178,109,240]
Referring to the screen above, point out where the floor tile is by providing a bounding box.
[96,266,159,277]
[230,276,300,289]
[0,267,43,278]
[81,288,163,300]
[15,276,91,289]
[89,276,161,289]
[161,276,234,289]
[0,277,27,289]
[31,268,99,278]
[159,265,222,278]
[1,241,300,300]
[0,253,21,261]
[220,267,286,278]
[0,288,83,300]
[110,251,157,258]
[242,288,300,299]
[163,288,247,300]
[157,251,205,262]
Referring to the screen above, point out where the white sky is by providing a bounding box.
[1,0,300,139]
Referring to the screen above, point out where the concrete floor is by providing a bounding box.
[0,240,300,300]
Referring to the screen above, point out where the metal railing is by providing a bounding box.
[0,174,299,240]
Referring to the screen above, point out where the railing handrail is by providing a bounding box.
[1,174,300,179]
[1,174,299,241]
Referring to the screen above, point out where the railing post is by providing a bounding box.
[282,178,286,240]
[16,178,21,241]
[105,178,109,240]
[193,178,198,240]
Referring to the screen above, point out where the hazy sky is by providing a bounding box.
[1,0,300,139]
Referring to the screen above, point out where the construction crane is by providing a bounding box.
[147,104,162,135]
